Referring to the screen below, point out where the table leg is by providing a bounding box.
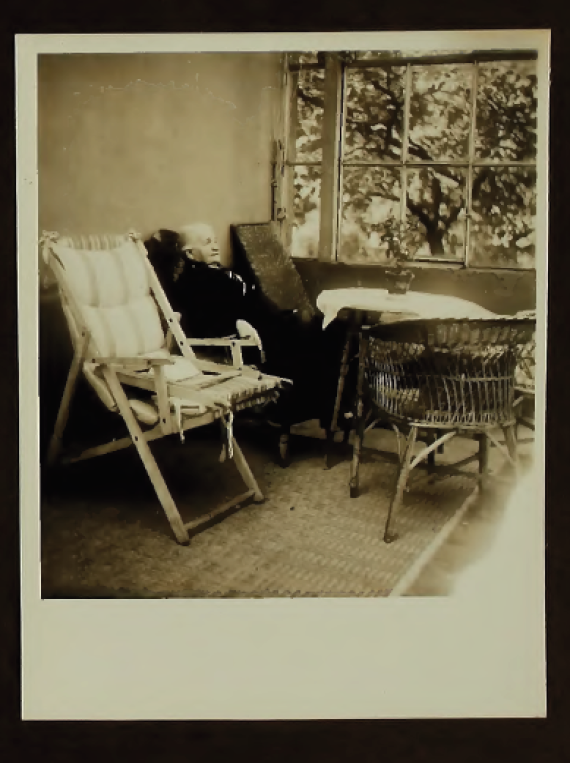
[330,331,353,433]
[325,325,355,469]
[349,332,368,498]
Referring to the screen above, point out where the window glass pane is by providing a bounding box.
[470,167,536,268]
[406,167,467,259]
[476,60,537,161]
[338,167,401,263]
[294,68,325,162]
[343,67,406,162]
[290,165,321,258]
[409,64,471,161]
[289,52,319,65]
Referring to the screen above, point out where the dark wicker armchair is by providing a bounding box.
[349,316,536,543]
[230,222,356,465]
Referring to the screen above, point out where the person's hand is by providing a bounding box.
[236,320,262,347]
[236,320,265,364]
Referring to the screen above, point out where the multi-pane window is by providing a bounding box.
[283,51,538,269]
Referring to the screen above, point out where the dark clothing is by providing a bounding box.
[146,230,265,338]
[144,230,354,429]
[171,260,251,339]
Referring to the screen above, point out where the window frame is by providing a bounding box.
[281,49,539,271]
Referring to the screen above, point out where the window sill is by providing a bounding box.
[291,257,536,275]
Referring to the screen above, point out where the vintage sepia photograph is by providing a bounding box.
[18,30,548,719]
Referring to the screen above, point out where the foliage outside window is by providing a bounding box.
[284,51,538,269]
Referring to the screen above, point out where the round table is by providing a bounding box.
[317,287,498,329]
[317,287,500,439]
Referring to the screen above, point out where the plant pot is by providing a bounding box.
[385,268,415,295]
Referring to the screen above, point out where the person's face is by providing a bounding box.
[183,227,221,267]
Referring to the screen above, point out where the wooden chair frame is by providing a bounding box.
[42,230,285,545]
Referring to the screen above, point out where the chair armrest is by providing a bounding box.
[195,357,291,385]
[185,338,259,348]
[187,337,262,368]
[89,356,175,369]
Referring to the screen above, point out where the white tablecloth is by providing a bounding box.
[316,287,497,329]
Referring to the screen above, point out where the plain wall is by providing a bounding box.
[38,52,283,449]
[38,52,284,267]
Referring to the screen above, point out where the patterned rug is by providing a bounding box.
[41,422,488,598]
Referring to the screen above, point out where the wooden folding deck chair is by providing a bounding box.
[41,230,285,544]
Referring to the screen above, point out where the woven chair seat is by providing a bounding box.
[364,318,535,428]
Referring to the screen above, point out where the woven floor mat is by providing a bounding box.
[41,427,494,599]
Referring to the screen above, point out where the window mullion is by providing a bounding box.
[400,64,412,230]
[465,62,479,266]
[335,65,348,262]
[272,55,288,230]
[318,53,343,262]
[283,66,299,249]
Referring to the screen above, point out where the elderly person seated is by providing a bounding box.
[144,223,350,451]
[145,224,253,340]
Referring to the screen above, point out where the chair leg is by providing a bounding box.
[46,331,90,468]
[478,432,490,492]
[341,422,353,459]
[384,427,417,544]
[231,437,264,503]
[102,368,190,545]
[427,442,436,474]
[277,428,291,468]
[502,423,519,473]
[349,416,365,498]
[437,431,445,455]
[349,332,368,497]
[324,428,334,470]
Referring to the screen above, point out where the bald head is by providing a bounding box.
[178,223,221,267]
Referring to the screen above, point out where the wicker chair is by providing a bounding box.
[349,316,536,543]
[230,222,355,465]
[514,311,536,437]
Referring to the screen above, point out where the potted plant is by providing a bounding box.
[380,218,419,295]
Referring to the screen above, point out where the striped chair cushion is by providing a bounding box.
[53,238,166,358]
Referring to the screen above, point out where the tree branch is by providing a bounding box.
[432,176,443,222]
[442,202,464,227]
[470,167,490,202]
[296,88,324,110]
[406,199,433,229]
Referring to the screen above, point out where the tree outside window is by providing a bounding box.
[284,51,537,270]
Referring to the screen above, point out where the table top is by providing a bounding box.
[317,287,498,329]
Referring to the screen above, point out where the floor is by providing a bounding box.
[40,414,534,599]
